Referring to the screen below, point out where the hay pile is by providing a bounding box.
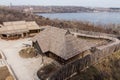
[19,47,37,58]
[0,66,14,80]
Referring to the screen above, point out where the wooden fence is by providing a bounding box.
[63,28,117,38]
[48,55,91,80]
[48,38,120,80]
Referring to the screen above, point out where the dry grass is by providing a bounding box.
[37,63,59,80]
[0,66,14,80]
[78,36,109,42]
[94,50,120,80]
[69,50,120,80]
[69,66,102,80]
[77,36,110,47]
[19,47,37,58]
[0,8,119,35]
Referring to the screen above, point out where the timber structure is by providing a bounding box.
[0,21,40,39]
[32,26,120,80]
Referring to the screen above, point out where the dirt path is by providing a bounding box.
[0,38,42,80]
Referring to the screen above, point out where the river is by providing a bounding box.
[37,12,120,25]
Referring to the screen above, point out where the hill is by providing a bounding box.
[6,6,120,13]
[0,7,120,80]
[0,7,118,34]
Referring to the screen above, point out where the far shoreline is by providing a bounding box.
[34,11,120,14]
[35,12,120,25]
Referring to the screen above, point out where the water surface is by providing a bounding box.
[37,12,120,24]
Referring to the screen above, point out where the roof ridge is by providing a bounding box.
[49,27,52,51]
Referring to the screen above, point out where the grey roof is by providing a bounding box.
[32,27,96,60]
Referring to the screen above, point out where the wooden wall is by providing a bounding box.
[48,41,120,80]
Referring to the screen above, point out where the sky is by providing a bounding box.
[0,0,120,8]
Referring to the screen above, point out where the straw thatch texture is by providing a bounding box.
[3,21,26,26]
[32,27,98,60]
[26,21,40,30]
[1,21,28,34]
[0,21,40,34]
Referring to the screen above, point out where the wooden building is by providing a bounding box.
[32,27,93,64]
[0,21,40,39]
[26,21,40,36]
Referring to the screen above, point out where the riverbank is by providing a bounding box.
[0,7,119,35]
[37,12,120,25]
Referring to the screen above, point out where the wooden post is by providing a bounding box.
[21,33,24,38]
[41,55,44,66]
[7,34,9,39]
[37,30,40,33]
[74,33,77,37]
[26,32,28,37]
[82,53,84,58]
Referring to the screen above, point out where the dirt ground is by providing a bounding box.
[78,36,110,46]
[0,38,42,80]
[0,66,14,80]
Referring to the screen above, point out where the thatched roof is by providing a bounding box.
[1,21,28,34]
[32,27,95,60]
[0,21,40,34]
[3,21,26,26]
[26,21,40,30]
